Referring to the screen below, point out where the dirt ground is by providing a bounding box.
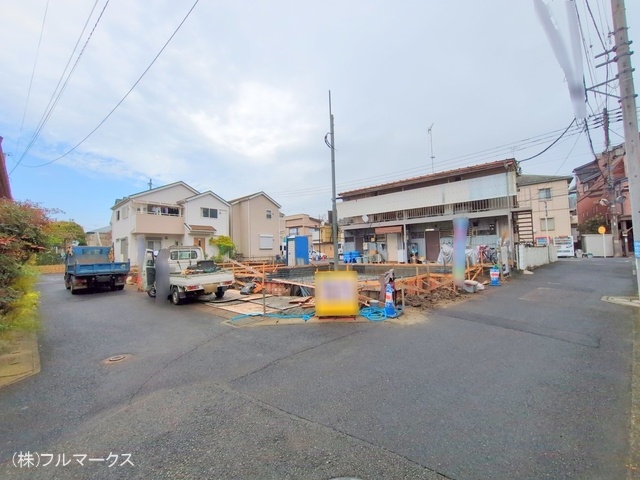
[400,272,493,311]
[402,288,467,310]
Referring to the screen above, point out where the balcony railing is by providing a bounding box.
[348,196,513,225]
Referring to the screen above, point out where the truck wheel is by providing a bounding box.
[70,277,77,295]
[171,287,182,305]
[116,285,125,291]
[64,275,71,290]
[215,287,225,299]
[147,287,156,298]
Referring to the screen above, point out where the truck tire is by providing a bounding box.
[147,287,156,298]
[171,287,182,305]
[70,276,77,295]
[215,287,225,299]
[116,285,125,291]
[64,275,71,290]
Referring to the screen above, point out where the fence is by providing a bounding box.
[516,244,557,271]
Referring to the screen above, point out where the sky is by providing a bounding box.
[1,0,638,232]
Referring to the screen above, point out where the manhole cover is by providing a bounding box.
[101,354,133,365]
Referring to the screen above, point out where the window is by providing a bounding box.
[540,217,555,231]
[123,206,129,219]
[266,209,273,219]
[116,210,120,221]
[146,237,162,252]
[259,235,274,250]
[170,250,198,260]
[201,208,218,218]
[538,188,551,200]
[289,227,299,235]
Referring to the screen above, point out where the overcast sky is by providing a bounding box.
[1,0,638,231]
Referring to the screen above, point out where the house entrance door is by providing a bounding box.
[387,234,399,262]
[193,237,205,250]
[425,231,440,262]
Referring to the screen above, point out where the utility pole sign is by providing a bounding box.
[599,225,607,258]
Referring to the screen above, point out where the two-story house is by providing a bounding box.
[515,174,573,245]
[229,192,282,260]
[110,182,230,266]
[336,159,524,263]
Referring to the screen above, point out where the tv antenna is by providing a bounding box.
[427,123,435,173]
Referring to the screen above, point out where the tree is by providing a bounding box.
[0,199,52,324]
[44,220,86,248]
[209,235,236,260]
[577,214,608,235]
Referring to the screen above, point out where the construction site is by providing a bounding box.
[190,258,499,326]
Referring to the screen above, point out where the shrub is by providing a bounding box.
[0,199,52,335]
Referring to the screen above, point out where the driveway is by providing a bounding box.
[0,258,637,479]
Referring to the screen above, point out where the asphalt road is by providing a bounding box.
[0,258,637,479]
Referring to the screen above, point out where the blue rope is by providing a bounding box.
[231,311,316,322]
[359,306,387,322]
[231,307,394,323]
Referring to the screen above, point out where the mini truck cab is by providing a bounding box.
[142,246,235,305]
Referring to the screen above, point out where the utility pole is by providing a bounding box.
[603,108,623,257]
[611,0,640,295]
[328,91,339,270]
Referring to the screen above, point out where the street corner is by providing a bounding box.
[0,330,41,389]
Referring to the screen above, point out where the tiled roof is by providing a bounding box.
[338,158,516,197]
[517,174,572,186]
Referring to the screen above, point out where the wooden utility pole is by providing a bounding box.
[611,0,640,295]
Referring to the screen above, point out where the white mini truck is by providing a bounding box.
[142,246,234,305]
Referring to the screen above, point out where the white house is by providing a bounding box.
[110,182,230,266]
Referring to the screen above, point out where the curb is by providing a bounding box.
[0,331,41,389]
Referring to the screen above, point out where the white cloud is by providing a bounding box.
[189,82,316,160]
[1,0,638,229]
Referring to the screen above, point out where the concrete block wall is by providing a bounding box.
[517,245,557,270]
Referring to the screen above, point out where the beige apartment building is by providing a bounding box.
[516,175,572,245]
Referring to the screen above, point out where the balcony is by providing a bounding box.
[133,211,184,235]
[344,196,514,226]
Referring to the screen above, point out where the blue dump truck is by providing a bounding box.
[64,246,130,294]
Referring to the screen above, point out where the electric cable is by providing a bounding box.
[518,119,577,163]
[23,0,201,169]
[14,0,50,161]
[12,0,107,175]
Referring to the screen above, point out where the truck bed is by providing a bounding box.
[66,262,130,276]
[169,270,234,287]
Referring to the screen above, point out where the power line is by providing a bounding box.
[270,106,638,199]
[21,0,201,170]
[14,0,50,159]
[11,0,107,175]
[518,119,577,163]
[585,0,609,51]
